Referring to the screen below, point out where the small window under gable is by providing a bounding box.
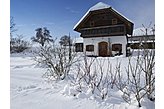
[112,18,117,25]
[86,45,94,51]
[90,21,95,27]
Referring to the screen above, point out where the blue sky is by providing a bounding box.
[11,0,155,40]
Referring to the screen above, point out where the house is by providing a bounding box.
[73,2,134,57]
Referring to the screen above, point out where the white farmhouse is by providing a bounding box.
[74,2,134,57]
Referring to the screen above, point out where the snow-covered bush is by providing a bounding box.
[115,50,155,107]
[68,55,112,100]
[59,49,155,108]
[33,42,77,81]
[140,49,155,101]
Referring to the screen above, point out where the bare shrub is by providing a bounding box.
[137,23,155,101]
[71,55,111,100]
[140,49,155,101]
[33,41,76,81]
[127,55,147,107]
[113,60,131,104]
[115,51,154,107]
[10,35,31,53]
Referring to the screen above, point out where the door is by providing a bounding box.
[98,41,108,57]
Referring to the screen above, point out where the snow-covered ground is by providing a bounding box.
[10,53,155,109]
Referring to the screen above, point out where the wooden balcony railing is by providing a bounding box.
[80,25,126,37]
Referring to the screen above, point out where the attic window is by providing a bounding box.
[90,21,95,27]
[112,18,117,25]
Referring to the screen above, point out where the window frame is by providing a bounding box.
[90,21,95,27]
[86,45,94,52]
[112,18,118,25]
[112,43,122,51]
[75,43,83,52]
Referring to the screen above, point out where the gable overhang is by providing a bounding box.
[110,8,134,35]
[74,7,134,35]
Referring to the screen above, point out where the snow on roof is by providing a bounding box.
[89,2,111,11]
[110,7,133,23]
[73,2,133,30]
[73,2,111,30]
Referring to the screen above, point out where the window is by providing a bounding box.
[112,18,117,25]
[86,45,94,51]
[112,44,122,51]
[90,21,94,27]
[75,43,83,52]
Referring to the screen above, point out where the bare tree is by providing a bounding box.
[140,22,152,36]
[10,16,17,37]
[140,23,155,101]
[10,16,17,53]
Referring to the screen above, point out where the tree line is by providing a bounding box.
[10,17,73,53]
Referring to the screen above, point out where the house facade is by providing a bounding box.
[74,2,134,57]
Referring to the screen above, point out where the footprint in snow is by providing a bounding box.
[14,66,23,69]
[17,85,37,92]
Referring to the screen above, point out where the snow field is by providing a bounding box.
[10,54,154,109]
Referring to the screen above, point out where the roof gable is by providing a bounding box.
[74,2,133,32]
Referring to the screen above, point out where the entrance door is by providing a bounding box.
[98,41,108,57]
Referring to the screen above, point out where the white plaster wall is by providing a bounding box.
[83,36,127,56]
